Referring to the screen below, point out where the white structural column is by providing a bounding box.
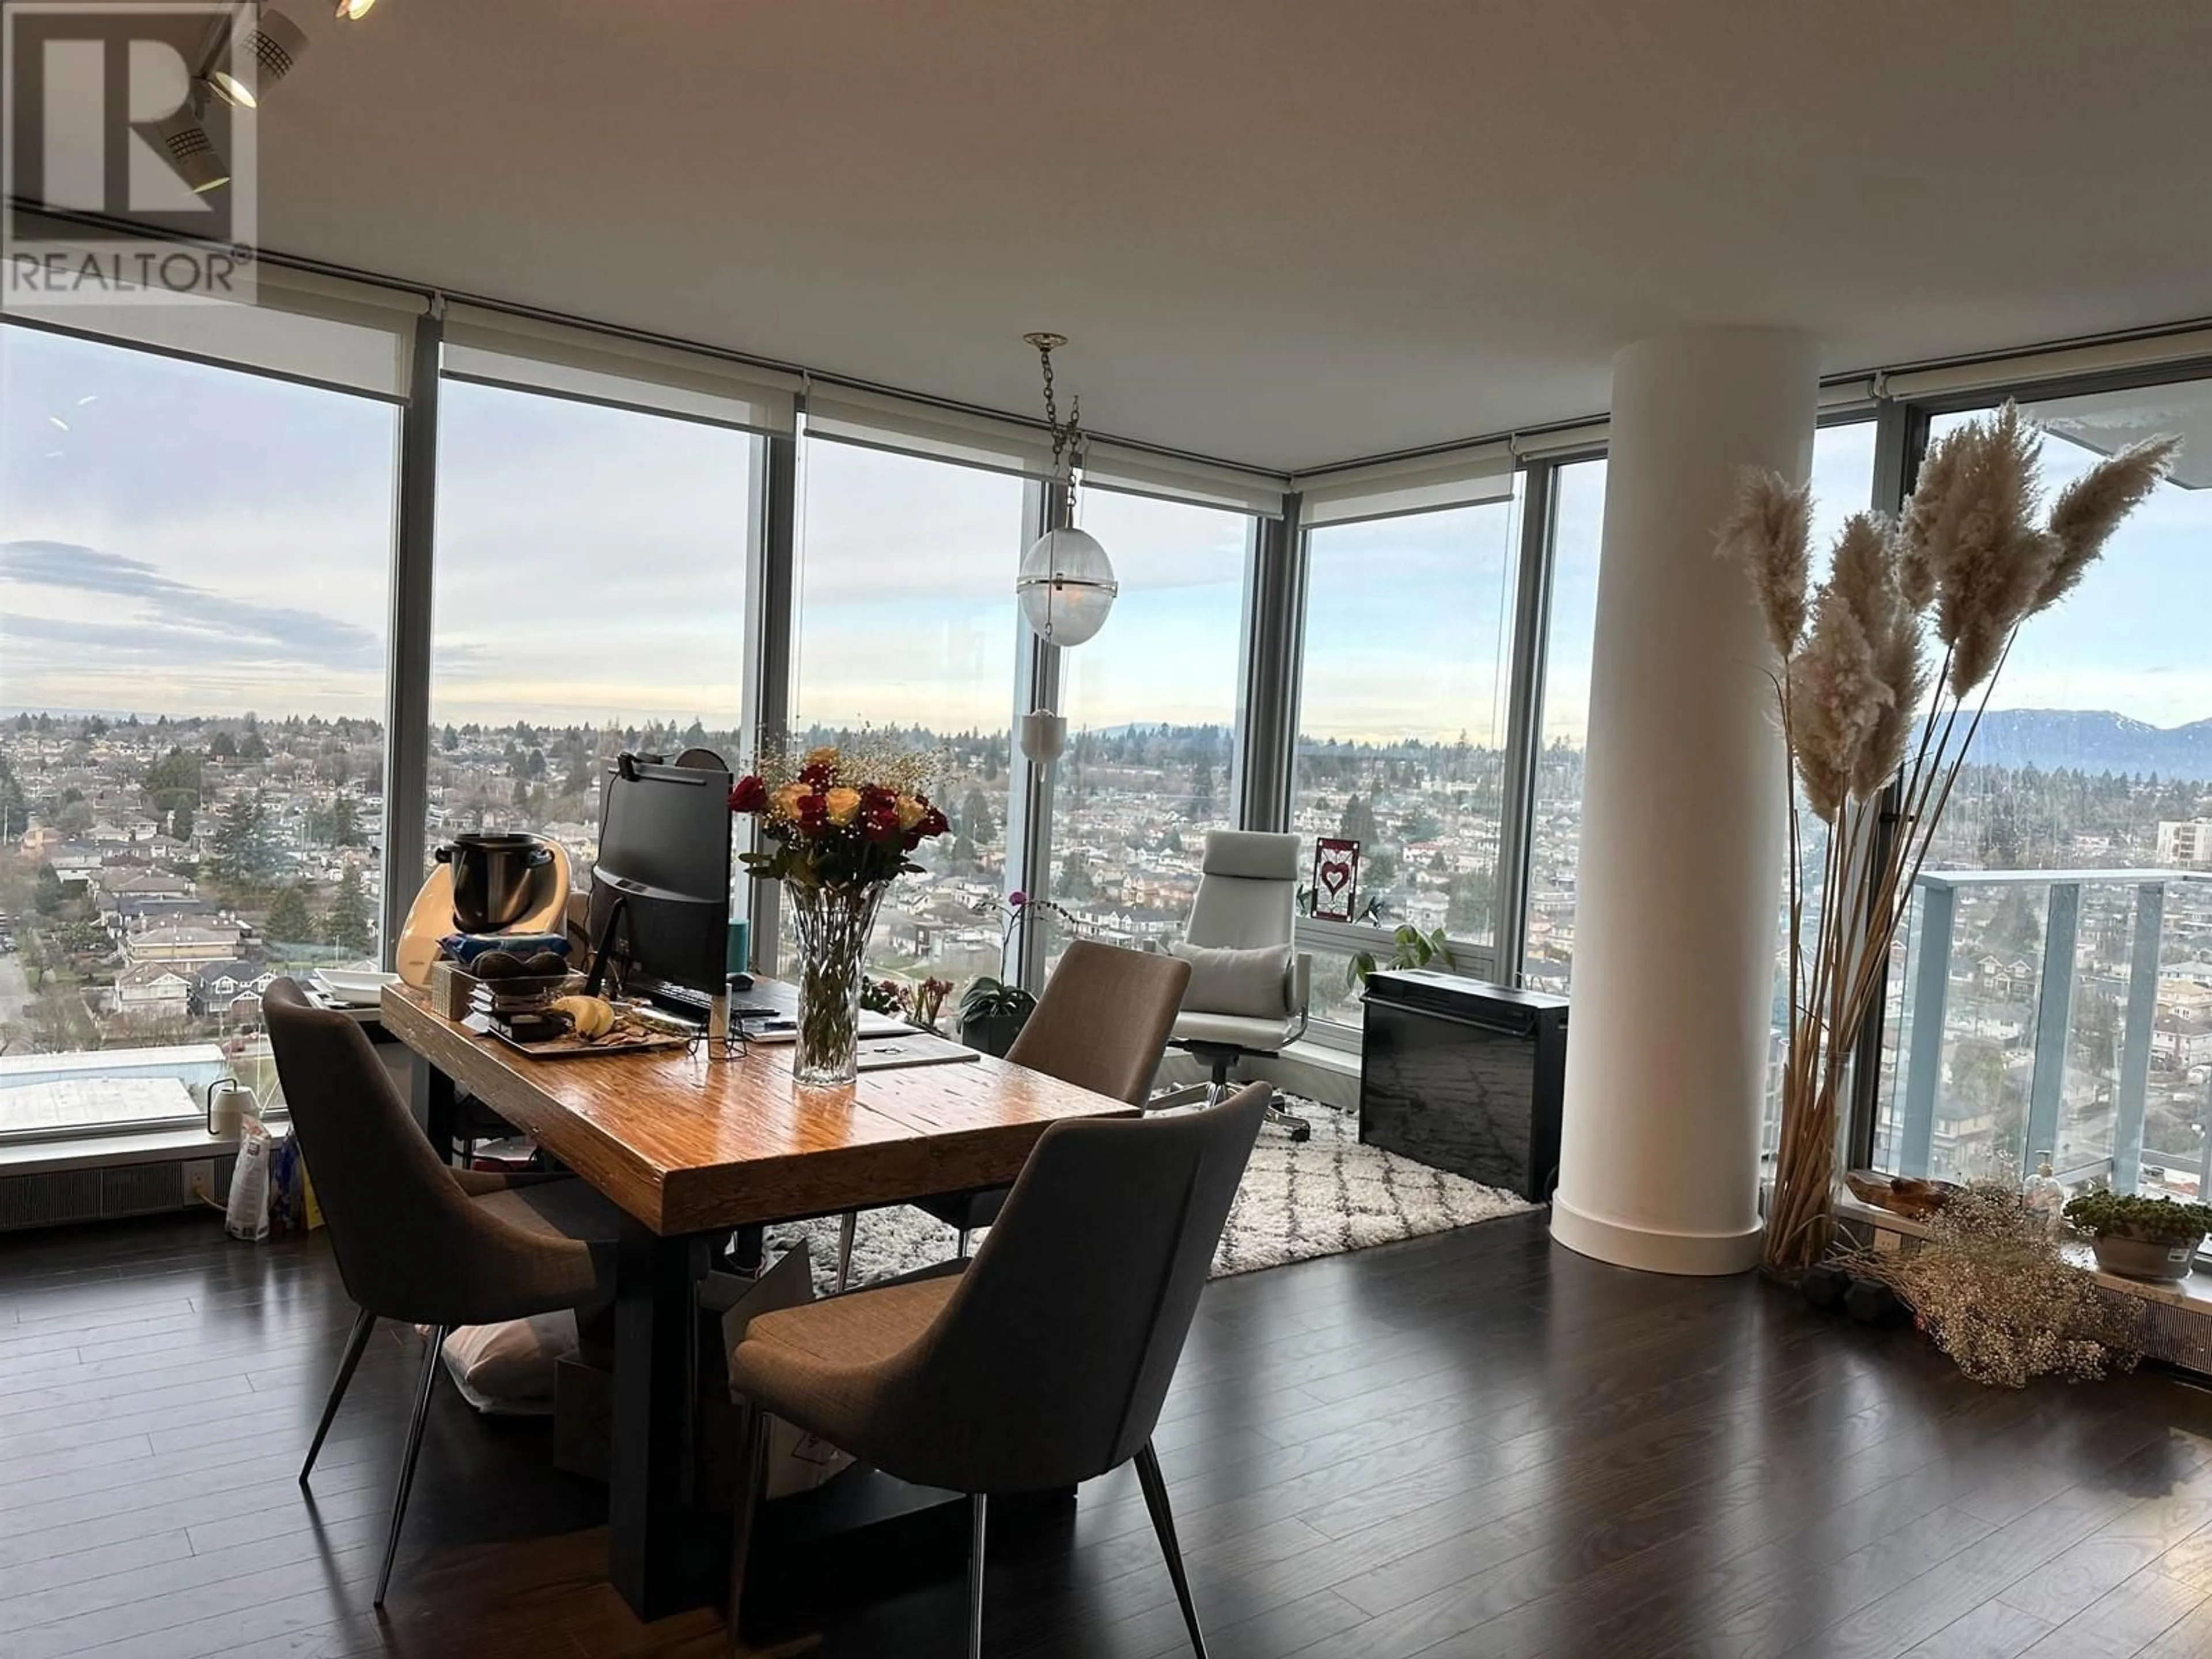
[1550,329,1818,1276]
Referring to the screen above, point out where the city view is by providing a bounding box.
[5,699,2208,1206]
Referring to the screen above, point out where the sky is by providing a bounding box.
[4,321,2209,738]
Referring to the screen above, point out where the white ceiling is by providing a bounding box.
[151,1,2212,469]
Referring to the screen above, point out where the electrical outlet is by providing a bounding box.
[183,1160,216,1207]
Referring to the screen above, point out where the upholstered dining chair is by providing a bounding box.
[263,979,623,1607]
[729,1081,1270,1658]
[834,940,1192,1287]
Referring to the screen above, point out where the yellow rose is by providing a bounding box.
[768,782,806,822]
[824,787,862,827]
[895,794,926,831]
[802,745,840,772]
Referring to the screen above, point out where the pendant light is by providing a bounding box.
[1015,334,1119,648]
[1014,334,1116,764]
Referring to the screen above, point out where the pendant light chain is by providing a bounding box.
[1029,332,1082,518]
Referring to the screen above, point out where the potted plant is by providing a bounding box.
[1347,925,1455,990]
[2063,1191,2212,1283]
[956,891,1073,1055]
[958,976,1035,1057]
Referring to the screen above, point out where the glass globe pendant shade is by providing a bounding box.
[1017,527,1118,647]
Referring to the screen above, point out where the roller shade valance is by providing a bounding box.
[801,384,1059,478]
[441,305,799,435]
[1080,441,1286,518]
[1884,330,2212,403]
[3,216,423,397]
[1294,441,1517,527]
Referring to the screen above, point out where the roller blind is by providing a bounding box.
[1294,441,1517,527]
[1510,421,1610,463]
[1080,440,1286,518]
[442,305,798,435]
[801,384,1059,477]
[1884,331,2212,402]
[2,218,423,398]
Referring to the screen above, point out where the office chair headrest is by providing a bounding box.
[1200,830,1299,882]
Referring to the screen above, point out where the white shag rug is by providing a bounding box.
[766,1097,1536,1294]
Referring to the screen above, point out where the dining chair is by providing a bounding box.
[728,1080,1270,1658]
[834,940,1192,1288]
[263,978,623,1607]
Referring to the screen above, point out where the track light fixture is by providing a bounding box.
[335,0,376,16]
[151,100,231,195]
[206,6,309,109]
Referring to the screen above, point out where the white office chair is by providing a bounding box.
[1163,830,1314,1141]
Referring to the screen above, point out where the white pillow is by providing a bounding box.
[1172,942,1291,1018]
[441,1312,578,1414]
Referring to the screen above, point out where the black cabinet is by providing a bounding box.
[1358,970,1567,1203]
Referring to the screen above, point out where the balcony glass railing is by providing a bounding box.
[1872,868,2212,1207]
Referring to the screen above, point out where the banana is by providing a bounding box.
[550,995,616,1040]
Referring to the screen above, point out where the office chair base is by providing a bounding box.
[1198,1056,1310,1143]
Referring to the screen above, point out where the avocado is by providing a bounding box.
[472,949,524,979]
[522,950,568,979]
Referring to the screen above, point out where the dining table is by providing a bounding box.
[377,982,1136,1620]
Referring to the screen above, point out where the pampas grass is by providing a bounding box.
[1731,403,2179,1275]
[1719,471,1813,660]
[2035,435,2183,613]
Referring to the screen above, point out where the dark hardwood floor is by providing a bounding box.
[3,1210,2211,1659]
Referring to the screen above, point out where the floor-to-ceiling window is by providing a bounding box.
[791,438,1025,986]
[428,378,756,880]
[1525,424,1880,996]
[1291,485,1524,1032]
[1046,488,1253,964]
[0,321,400,1127]
[1874,379,2212,1200]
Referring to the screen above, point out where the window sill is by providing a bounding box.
[0,1122,262,1178]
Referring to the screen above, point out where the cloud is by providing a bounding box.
[0,539,382,669]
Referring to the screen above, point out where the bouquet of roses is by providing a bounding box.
[729,742,950,890]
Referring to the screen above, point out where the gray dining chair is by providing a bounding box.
[728,1080,1270,1658]
[263,978,623,1607]
[835,940,1193,1287]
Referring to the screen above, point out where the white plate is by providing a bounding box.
[314,968,402,1006]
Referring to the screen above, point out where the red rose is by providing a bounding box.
[798,761,835,789]
[919,806,949,838]
[862,810,901,844]
[794,791,828,831]
[729,775,768,813]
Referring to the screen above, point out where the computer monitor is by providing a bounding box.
[585,753,732,1005]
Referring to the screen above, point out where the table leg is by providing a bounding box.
[610,1227,715,1619]
[410,1054,456,1167]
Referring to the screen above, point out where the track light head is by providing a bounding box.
[208,7,309,109]
[151,108,230,194]
[335,0,376,16]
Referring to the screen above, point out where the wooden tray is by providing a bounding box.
[485,1027,691,1062]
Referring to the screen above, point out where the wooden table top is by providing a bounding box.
[379,986,1137,1235]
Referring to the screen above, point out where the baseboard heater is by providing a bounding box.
[0,1149,234,1233]
[1358,969,1567,1203]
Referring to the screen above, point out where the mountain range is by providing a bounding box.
[1963,710,2212,782]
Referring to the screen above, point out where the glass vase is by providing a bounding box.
[785,880,889,1089]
